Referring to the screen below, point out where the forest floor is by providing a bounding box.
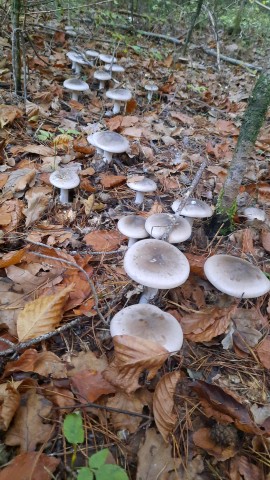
[0,17,269,480]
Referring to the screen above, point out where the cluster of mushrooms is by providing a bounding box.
[49,38,270,357]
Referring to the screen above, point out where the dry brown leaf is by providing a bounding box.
[153,371,181,442]
[66,350,108,376]
[24,191,49,227]
[10,144,55,156]
[180,307,233,342]
[70,370,116,403]
[193,427,237,461]
[0,105,23,128]
[256,336,270,369]
[103,335,169,393]
[17,284,74,341]
[0,247,28,269]
[83,230,125,251]
[4,349,67,379]
[0,452,60,480]
[261,229,270,253]
[42,382,75,412]
[0,383,20,431]
[99,174,126,188]
[229,455,264,480]
[170,111,195,125]
[106,389,152,433]
[82,194,95,216]
[3,168,36,194]
[5,391,53,452]
[0,199,24,232]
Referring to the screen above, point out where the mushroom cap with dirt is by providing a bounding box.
[110,304,183,353]
[145,213,192,243]
[204,254,270,298]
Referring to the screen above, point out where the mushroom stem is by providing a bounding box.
[96,147,103,155]
[139,287,158,304]
[128,238,137,248]
[99,80,105,90]
[147,91,153,102]
[71,61,76,70]
[113,100,121,114]
[74,63,81,75]
[59,188,69,203]
[134,191,145,204]
[103,151,113,163]
[71,91,79,101]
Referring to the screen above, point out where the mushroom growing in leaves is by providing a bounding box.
[204,254,270,298]
[243,207,266,222]
[91,131,129,163]
[93,70,111,90]
[127,176,157,205]
[172,198,213,225]
[144,83,158,102]
[63,78,89,101]
[87,132,103,155]
[110,304,183,353]
[124,238,190,303]
[66,52,87,74]
[99,53,116,64]
[117,215,149,247]
[85,49,99,65]
[106,88,132,114]
[50,168,80,204]
[104,63,125,76]
[145,213,192,243]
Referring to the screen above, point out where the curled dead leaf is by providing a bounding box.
[153,371,181,442]
[193,427,237,461]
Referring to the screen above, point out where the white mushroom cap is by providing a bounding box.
[124,239,190,289]
[118,215,148,239]
[85,49,99,58]
[243,207,266,222]
[65,25,75,31]
[172,198,213,218]
[204,254,270,298]
[93,70,112,81]
[104,64,125,73]
[99,53,116,64]
[127,177,157,193]
[93,131,129,153]
[66,52,83,63]
[144,84,158,92]
[63,78,89,92]
[50,169,80,189]
[145,213,192,243]
[106,88,132,102]
[110,304,183,353]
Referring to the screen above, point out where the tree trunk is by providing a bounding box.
[183,0,204,55]
[11,0,22,95]
[231,0,247,35]
[221,69,270,211]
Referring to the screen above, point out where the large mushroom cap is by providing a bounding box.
[93,131,129,153]
[63,78,89,92]
[104,64,125,73]
[106,88,132,102]
[50,169,80,189]
[204,254,270,298]
[66,52,87,65]
[110,304,183,353]
[93,70,112,81]
[124,239,190,289]
[243,207,266,222]
[87,132,100,148]
[99,53,116,63]
[145,213,192,243]
[127,176,157,193]
[118,215,148,239]
[172,198,213,218]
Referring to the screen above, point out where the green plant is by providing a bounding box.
[63,412,84,468]
[216,190,237,233]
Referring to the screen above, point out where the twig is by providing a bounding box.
[20,30,28,102]
[27,240,106,325]
[0,317,83,357]
[162,159,208,241]
[53,401,153,419]
[96,22,183,44]
[24,30,51,66]
[254,0,270,12]
[203,6,220,71]
[201,46,262,72]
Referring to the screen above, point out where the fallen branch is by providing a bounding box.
[95,22,183,45]
[201,46,262,71]
[254,0,270,12]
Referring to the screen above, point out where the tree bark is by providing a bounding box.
[183,0,204,55]
[221,69,270,211]
[11,0,22,95]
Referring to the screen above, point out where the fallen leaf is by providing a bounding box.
[81,194,95,215]
[153,371,181,442]
[3,168,36,194]
[66,350,108,376]
[0,452,59,480]
[0,383,20,431]
[10,144,55,156]
[229,455,264,480]
[193,427,237,461]
[103,335,169,393]
[4,349,67,379]
[0,105,23,128]
[171,111,195,125]
[83,230,125,251]
[70,370,116,403]
[106,390,152,433]
[215,119,239,136]
[179,307,233,342]
[256,336,270,369]
[17,284,74,341]
[24,191,49,227]
[261,229,270,253]
[100,174,126,188]
[0,247,28,268]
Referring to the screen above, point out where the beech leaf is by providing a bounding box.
[153,371,181,442]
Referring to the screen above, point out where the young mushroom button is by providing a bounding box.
[92,131,129,163]
[144,84,158,102]
[145,213,192,243]
[50,169,80,204]
[172,198,213,225]
[204,254,270,298]
[127,177,157,205]
[124,238,190,303]
[63,78,89,101]
[110,304,183,353]
[106,88,132,114]
[117,215,149,247]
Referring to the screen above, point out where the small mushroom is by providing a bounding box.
[172,198,213,225]
[117,215,149,247]
[127,176,157,205]
[50,168,80,203]
[87,132,103,155]
[110,304,183,353]
[66,52,87,74]
[91,131,129,163]
[106,88,132,114]
[144,83,158,102]
[99,53,116,64]
[63,78,89,101]
[124,238,190,303]
[85,49,99,66]
[145,213,192,243]
[93,70,111,90]
[204,254,270,298]
[104,63,125,76]
[243,207,266,222]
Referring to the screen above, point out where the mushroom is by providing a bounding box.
[91,131,129,163]
[63,78,89,101]
[50,168,80,203]
[144,84,158,102]
[87,132,103,155]
[145,213,192,243]
[110,304,183,353]
[127,176,157,205]
[204,254,270,298]
[124,238,190,303]
[66,52,87,74]
[243,207,266,222]
[172,198,213,225]
[104,63,125,76]
[99,53,116,64]
[106,88,132,114]
[117,215,149,247]
[85,49,99,66]
[93,70,111,90]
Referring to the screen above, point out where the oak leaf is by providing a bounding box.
[153,371,181,442]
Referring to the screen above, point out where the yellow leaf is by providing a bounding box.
[17,284,74,342]
[82,194,95,216]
